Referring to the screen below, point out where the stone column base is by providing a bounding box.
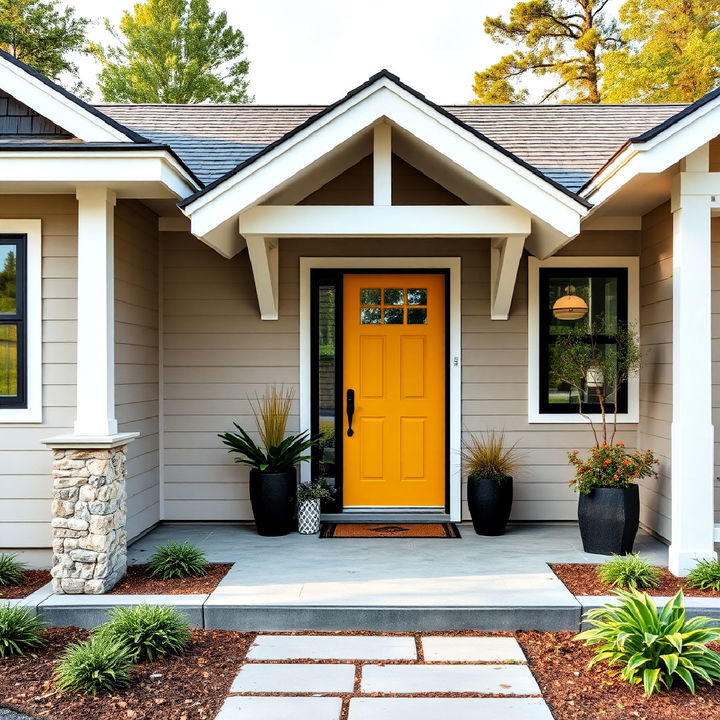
[50,446,128,594]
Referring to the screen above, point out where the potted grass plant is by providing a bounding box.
[219,386,316,536]
[550,320,658,554]
[461,430,519,536]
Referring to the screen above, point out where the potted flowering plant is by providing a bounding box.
[297,481,335,535]
[550,319,658,554]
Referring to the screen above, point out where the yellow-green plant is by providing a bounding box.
[251,385,294,450]
[598,553,661,590]
[461,430,519,480]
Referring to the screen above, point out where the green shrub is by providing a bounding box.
[147,541,208,580]
[95,604,191,662]
[577,589,720,696]
[55,635,133,696]
[0,605,45,656]
[598,553,662,590]
[0,553,25,587]
[686,559,720,592]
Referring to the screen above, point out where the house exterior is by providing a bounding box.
[0,49,718,592]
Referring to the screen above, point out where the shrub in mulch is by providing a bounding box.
[0,570,51,600]
[552,563,720,598]
[107,563,232,595]
[519,631,720,720]
[0,626,255,720]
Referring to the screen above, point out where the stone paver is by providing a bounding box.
[348,697,554,720]
[248,634,417,660]
[230,663,355,693]
[361,663,541,695]
[421,636,527,663]
[216,696,342,720]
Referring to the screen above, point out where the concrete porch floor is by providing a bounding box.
[124,522,669,630]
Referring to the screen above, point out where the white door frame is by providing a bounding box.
[299,256,462,521]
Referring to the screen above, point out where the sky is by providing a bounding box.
[64,0,528,104]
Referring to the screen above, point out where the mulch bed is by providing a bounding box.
[0,626,254,720]
[106,564,232,595]
[518,631,720,720]
[0,570,52,600]
[552,563,720,598]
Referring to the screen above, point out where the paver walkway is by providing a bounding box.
[214,633,555,719]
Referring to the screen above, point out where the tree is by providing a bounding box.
[472,0,622,104]
[93,0,251,104]
[602,0,720,103]
[0,0,89,81]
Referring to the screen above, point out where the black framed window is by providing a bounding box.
[0,234,26,409]
[539,267,628,415]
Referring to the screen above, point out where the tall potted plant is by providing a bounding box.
[462,430,519,536]
[549,320,658,554]
[219,386,316,537]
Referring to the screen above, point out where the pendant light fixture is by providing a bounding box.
[552,285,588,320]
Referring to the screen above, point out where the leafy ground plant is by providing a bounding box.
[577,589,720,696]
[686,559,720,592]
[598,553,661,590]
[147,541,208,580]
[55,635,133,696]
[95,604,191,662]
[0,553,25,587]
[0,605,45,656]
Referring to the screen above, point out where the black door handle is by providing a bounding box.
[346,389,355,437]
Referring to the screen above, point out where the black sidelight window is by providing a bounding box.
[0,234,27,409]
[539,267,628,415]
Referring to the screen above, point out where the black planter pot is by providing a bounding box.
[467,474,513,536]
[577,485,640,555]
[249,468,297,536]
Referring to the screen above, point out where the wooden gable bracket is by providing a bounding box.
[490,234,526,320]
[245,234,279,320]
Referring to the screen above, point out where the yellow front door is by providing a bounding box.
[343,273,446,508]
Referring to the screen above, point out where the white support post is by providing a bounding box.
[246,234,279,320]
[669,151,717,575]
[74,186,118,437]
[490,234,526,320]
[373,123,392,206]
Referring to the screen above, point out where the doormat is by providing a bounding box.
[319,522,461,538]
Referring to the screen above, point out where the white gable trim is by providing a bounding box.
[0,53,136,143]
[183,76,587,254]
[583,92,720,208]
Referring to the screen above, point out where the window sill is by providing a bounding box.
[0,407,42,423]
[528,411,639,424]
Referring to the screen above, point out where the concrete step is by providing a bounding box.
[347,697,554,720]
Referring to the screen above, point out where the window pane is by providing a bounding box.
[360,288,380,305]
[0,244,17,315]
[407,288,427,305]
[360,307,381,324]
[0,323,18,397]
[384,308,403,324]
[407,308,427,324]
[547,342,618,406]
[383,288,404,305]
[317,285,336,488]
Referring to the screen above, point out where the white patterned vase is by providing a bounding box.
[298,499,321,535]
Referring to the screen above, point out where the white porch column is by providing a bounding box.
[669,148,718,575]
[74,186,118,436]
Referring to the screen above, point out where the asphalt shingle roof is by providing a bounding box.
[97,102,684,192]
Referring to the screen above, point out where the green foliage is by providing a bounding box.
[297,480,335,502]
[686,559,720,592]
[598,553,662,590]
[603,0,720,103]
[577,589,720,696]
[147,540,208,580]
[55,635,133,696]
[0,552,25,587]
[0,605,45,656]
[0,0,90,84]
[568,442,658,493]
[219,425,316,473]
[472,0,621,104]
[92,0,251,103]
[95,604,191,662]
[462,430,520,480]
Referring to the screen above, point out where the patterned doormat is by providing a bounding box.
[319,522,461,538]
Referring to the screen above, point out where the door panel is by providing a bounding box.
[343,273,445,508]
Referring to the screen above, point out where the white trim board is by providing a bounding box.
[527,256,640,424]
[0,220,42,423]
[299,256,462,522]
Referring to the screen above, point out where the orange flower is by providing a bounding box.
[616,441,625,447]
[603,458,612,465]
